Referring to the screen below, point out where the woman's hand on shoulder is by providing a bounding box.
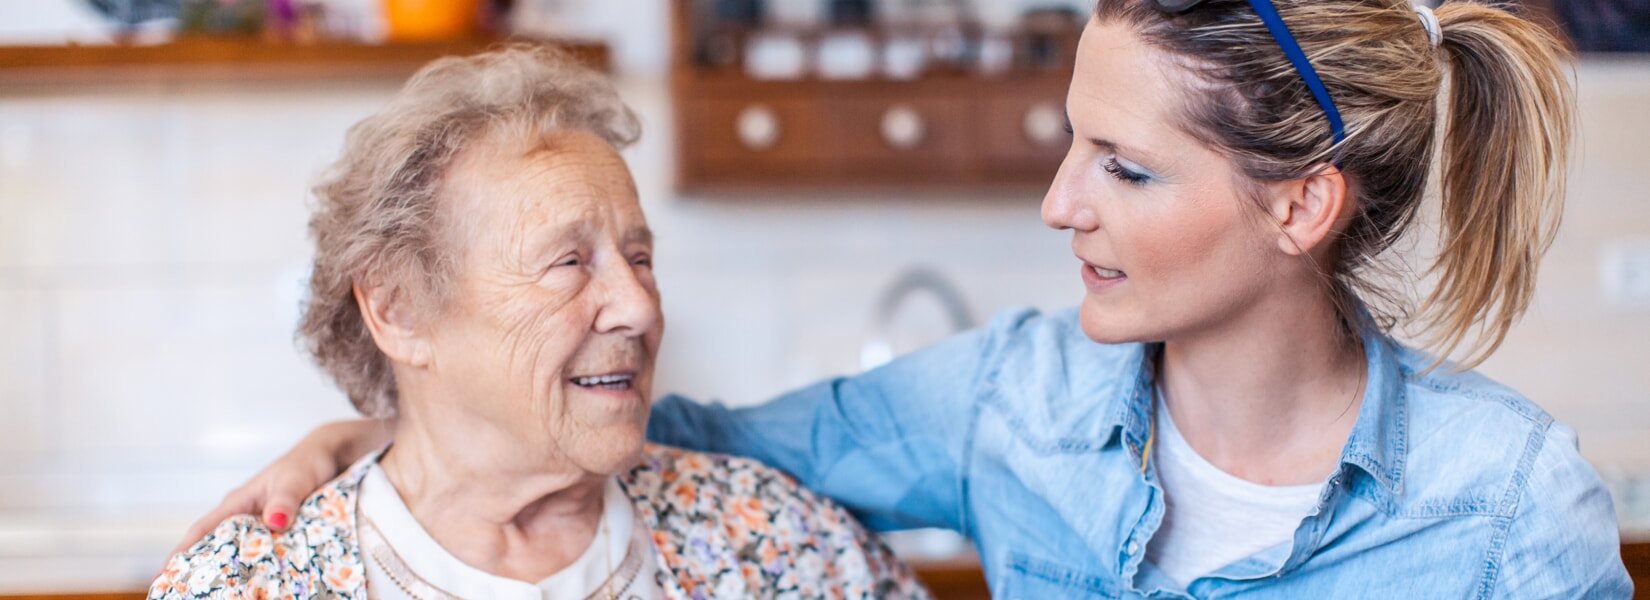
[166,418,392,557]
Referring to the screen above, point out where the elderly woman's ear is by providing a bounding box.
[353,281,433,368]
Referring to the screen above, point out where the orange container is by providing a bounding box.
[383,0,481,42]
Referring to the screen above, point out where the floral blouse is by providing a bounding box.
[151,444,929,599]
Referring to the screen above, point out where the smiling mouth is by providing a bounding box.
[570,372,636,391]
[1089,264,1125,279]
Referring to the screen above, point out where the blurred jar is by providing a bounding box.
[766,0,820,28]
[383,0,480,41]
[180,0,268,37]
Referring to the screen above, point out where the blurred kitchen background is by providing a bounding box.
[0,0,1645,597]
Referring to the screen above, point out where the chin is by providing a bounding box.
[580,425,648,474]
[1078,298,1151,345]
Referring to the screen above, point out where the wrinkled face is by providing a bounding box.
[422,129,661,476]
[1043,19,1284,344]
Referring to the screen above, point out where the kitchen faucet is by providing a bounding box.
[859,266,975,372]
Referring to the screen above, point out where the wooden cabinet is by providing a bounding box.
[0,38,609,87]
[675,76,1072,192]
[670,2,1076,194]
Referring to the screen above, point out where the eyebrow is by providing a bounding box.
[1066,108,1158,163]
[623,226,654,248]
[540,219,597,245]
[516,219,590,264]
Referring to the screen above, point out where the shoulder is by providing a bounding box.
[1395,344,1552,433]
[150,515,293,599]
[1485,418,1631,597]
[1395,350,1630,595]
[1387,345,1619,555]
[625,445,929,599]
[973,307,1146,445]
[627,444,868,540]
[1392,345,1578,505]
[150,466,371,600]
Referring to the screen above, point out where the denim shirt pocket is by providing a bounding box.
[1000,552,1118,599]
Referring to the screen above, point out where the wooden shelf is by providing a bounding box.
[672,71,1072,193]
[669,0,1077,194]
[0,37,609,88]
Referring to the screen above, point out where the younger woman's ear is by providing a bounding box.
[353,281,432,368]
[1267,164,1349,258]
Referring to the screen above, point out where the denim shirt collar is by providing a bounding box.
[1113,343,1160,462]
[1105,322,1410,498]
[1337,324,1409,495]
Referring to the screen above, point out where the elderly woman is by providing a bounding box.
[151,46,923,600]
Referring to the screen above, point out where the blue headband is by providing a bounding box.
[1154,0,1346,147]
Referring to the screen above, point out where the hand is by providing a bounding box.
[166,419,392,557]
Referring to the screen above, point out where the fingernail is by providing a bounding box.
[268,512,289,529]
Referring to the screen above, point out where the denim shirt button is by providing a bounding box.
[1126,540,1140,555]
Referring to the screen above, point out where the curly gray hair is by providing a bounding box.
[299,45,641,417]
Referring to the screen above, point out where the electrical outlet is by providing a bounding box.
[1602,240,1650,308]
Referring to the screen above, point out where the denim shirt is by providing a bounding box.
[648,307,1631,598]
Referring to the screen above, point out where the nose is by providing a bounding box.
[1041,151,1099,233]
[592,256,661,338]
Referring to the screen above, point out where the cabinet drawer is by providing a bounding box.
[828,95,972,181]
[680,96,830,184]
[980,87,1070,185]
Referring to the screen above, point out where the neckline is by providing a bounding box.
[1153,388,1324,497]
[357,461,635,599]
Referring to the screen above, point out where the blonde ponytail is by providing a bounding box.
[1424,3,1575,368]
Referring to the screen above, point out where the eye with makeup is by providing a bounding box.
[1063,111,1153,185]
[1102,157,1152,185]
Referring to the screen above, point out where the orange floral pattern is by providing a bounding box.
[151,444,927,600]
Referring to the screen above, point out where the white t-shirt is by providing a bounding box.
[357,463,663,600]
[1144,397,1324,588]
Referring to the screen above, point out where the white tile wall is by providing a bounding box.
[0,289,52,464]
[0,86,386,527]
[53,279,350,459]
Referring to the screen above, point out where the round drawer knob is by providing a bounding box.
[880,105,927,151]
[1023,102,1068,148]
[735,104,781,151]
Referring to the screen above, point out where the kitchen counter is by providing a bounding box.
[0,512,191,595]
[2,513,1645,599]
